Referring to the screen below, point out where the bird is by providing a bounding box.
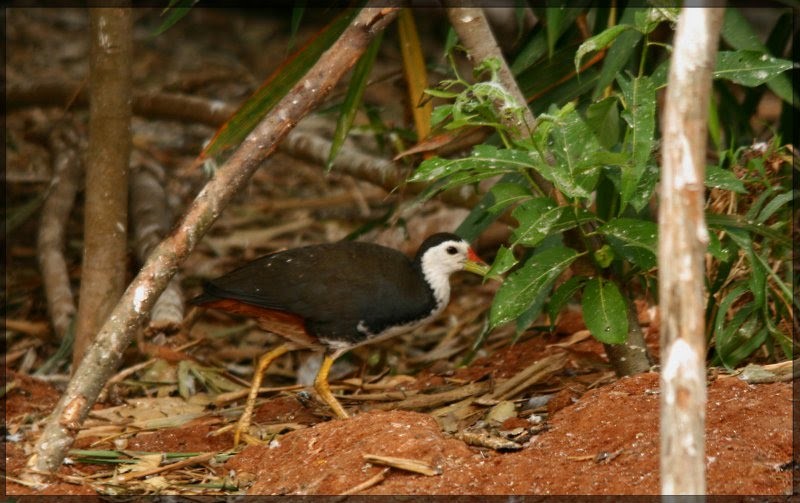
[192,232,489,447]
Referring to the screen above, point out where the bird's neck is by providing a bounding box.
[416,255,452,311]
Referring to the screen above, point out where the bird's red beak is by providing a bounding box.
[464,247,490,276]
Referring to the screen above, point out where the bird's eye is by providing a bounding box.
[446,246,458,255]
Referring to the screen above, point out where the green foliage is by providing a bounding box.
[415,6,793,364]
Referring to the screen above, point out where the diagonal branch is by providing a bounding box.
[25,4,400,482]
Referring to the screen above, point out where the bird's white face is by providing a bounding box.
[421,239,475,278]
[419,239,488,310]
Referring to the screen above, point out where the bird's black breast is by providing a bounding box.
[196,241,438,344]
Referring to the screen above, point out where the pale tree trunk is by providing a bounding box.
[73,6,133,368]
[659,6,725,497]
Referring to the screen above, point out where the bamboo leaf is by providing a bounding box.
[398,9,432,141]
[152,0,198,37]
[545,7,566,59]
[705,165,747,194]
[327,31,383,170]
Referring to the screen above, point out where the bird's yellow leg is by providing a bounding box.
[314,354,349,419]
[234,343,293,448]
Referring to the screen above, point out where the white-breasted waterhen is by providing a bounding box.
[192,232,489,446]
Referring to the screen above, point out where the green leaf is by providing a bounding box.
[585,97,620,149]
[456,173,527,242]
[487,245,519,278]
[721,9,797,105]
[705,165,747,194]
[202,9,359,159]
[152,0,198,36]
[726,229,766,309]
[592,8,642,100]
[488,182,533,214]
[706,213,791,248]
[617,74,656,211]
[714,50,793,87]
[327,31,383,170]
[287,4,306,53]
[489,246,580,329]
[706,231,732,262]
[755,190,795,224]
[712,286,767,369]
[545,7,566,59]
[547,275,586,327]
[411,144,539,184]
[430,104,454,127]
[598,218,657,270]
[512,9,581,75]
[547,105,602,198]
[633,7,678,35]
[581,277,628,345]
[627,162,659,213]
[514,287,551,338]
[575,25,633,73]
[510,197,565,247]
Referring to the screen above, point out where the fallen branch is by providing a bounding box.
[37,117,83,342]
[9,80,486,212]
[26,4,400,481]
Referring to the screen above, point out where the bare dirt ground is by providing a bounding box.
[4,330,794,496]
[4,7,796,498]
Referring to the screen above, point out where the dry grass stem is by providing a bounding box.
[362,454,441,476]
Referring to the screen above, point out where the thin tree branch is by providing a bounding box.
[659,6,725,497]
[130,152,183,335]
[25,4,400,483]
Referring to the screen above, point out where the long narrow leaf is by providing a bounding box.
[152,0,198,37]
[398,9,431,141]
[327,31,383,170]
